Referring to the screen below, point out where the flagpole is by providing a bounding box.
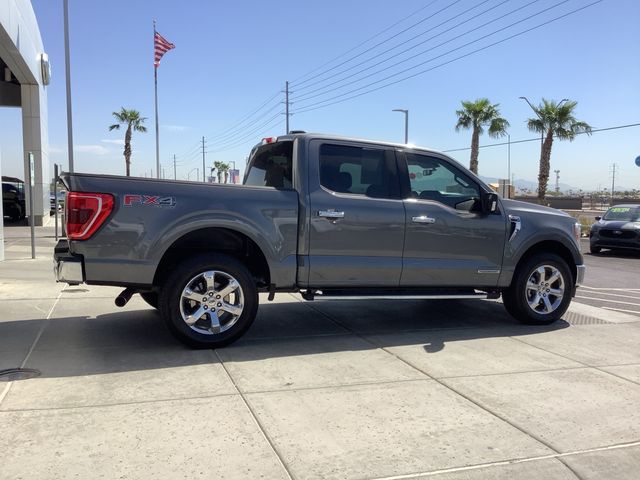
[153,20,160,179]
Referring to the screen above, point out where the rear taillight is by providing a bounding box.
[65,192,114,240]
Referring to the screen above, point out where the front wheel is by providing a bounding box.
[590,245,601,254]
[159,254,259,348]
[503,253,573,325]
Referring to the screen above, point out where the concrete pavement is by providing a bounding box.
[1,223,639,479]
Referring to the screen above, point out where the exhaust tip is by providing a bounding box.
[115,287,136,307]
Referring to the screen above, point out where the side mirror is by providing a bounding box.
[481,192,499,214]
[594,216,601,221]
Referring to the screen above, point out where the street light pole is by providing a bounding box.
[392,109,409,144]
[519,96,543,149]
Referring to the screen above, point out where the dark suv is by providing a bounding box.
[2,177,26,221]
[590,204,640,253]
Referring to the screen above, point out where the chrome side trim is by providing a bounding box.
[509,215,521,242]
[313,294,488,301]
[477,269,501,274]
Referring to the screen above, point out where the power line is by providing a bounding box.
[204,89,281,141]
[293,0,535,102]
[204,102,282,144]
[441,123,640,152]
[292,0,501,96]
[293,0,570,108]
[290,0,441,85]
[206,115,284,154]
[207,111,284,152]
[292,0,601,114]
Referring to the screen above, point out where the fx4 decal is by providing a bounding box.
[123,194,176,207]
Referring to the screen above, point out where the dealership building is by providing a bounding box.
[0,0,50,244]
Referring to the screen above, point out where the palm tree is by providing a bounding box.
[220,163,230,183]
[213,161,226,183]
[455,98,509,175]
[108,108,147,176]
[525,98,591,202]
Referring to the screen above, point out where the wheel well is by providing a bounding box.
[517,240,577,283]
[153,228,271,288]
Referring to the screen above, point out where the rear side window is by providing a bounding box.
[319,144,400,199]
[243,141,293,189]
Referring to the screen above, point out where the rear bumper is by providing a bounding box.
[54,240,84,285]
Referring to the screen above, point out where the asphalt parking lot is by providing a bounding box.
[577,238,640,317]
[1,225,639,479]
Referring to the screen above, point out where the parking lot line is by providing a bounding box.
[581,286,640,292]
[602,306,640,314]
[575,295,640,307]
[578,290,640,300]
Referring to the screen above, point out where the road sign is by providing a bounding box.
[635,155,640,167]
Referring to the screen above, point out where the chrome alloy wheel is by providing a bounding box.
[179,270,244,335]
[525,265,565,315]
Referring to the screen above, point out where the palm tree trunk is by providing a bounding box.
[469,127,480,174]
[224,171,229,183]
[124,125,132,177]
[537,130,554,203]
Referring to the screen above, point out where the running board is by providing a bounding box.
[301,288,500,301]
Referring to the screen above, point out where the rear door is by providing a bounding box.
[307,140,405,287]
[399,151,507,287]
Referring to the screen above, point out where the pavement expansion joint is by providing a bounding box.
[366,441,640,480]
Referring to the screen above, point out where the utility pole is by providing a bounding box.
[285,81,290,134]
[201,136,206,182]
[173,154,177,180]
[554,169,560,194]
[507,134,511,186]
[63,0,75,172]
[611,163,617,205]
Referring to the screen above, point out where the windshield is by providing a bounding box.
[603,206,640,222]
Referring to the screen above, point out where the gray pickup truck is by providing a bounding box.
[54,132,585,348]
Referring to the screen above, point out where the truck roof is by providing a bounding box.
[263,132,445,156]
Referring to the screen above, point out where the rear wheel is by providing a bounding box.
[159,253,258,348]
[503,253,573,325]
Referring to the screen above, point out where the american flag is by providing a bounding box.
[154,31,174,67]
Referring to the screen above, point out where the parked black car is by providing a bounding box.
[2,176,26,221]
[590,204,640,253]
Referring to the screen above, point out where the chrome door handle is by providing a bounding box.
[412,215,436,224]
[318,210,345,219]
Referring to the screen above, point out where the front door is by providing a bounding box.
[399,151,507,287]
[307,140,405,287]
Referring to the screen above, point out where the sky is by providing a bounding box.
[1,0,639,191]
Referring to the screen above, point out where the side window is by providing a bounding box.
[243,141,293,189]
[406,153,480,211]
[319,144,400,199]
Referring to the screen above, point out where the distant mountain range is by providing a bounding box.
[479,176,634,193]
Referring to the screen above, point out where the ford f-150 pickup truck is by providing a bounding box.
[54,132,585,348]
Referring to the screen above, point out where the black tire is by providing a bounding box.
[503,252,573,325]
[159,253,258,348]
[140,291,159,309]
[590,245,601,254]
